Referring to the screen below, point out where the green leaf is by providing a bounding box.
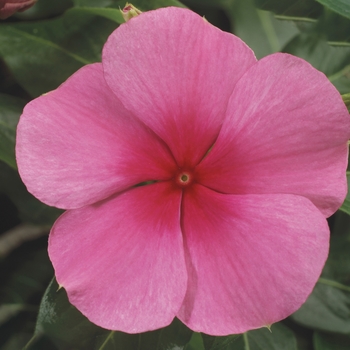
[14,0,73,20]
[27,279,125,349]
[0,94,25,169]
[27,278,192,350]
[339,172,350,215]
[67,7,124,23]
[0,161,61,225]
[283,30,350,74]
[0,246,52,305]
[342,93,350,112]
[185,332,205,350]
[242,324,298,350]
[293,211,350,333]
[0,304,32,326]
[291,282,350,333]
[0,11,118,97]
[321,10,350,44]
[114,0,187,11]
[0,236,53,348]
[243,324,297,350]
[202,333,241,350]
[180,0,223,7]
[1,333,36,350]
[282,22,350,93]
[223,0,299,59]
[320,209,350,288]
[202,323,297,350]
[314,332,350,350]
[316,0,350,20]
[254,0,350,46]
[136,318,193,350]
[73,0,116,7]
[253,0,323,20]
[141,0,187,10]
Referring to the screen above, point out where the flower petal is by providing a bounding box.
[102,7,256,167]
[177,184,329,335]
[197,53,350,217]
[16,63,176,209]
[49,182,186,333]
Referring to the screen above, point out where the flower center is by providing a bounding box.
[175,170,194,187]
[181,174,189,182]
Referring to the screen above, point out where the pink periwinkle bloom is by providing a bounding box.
[0,0,36,19]
[16,7,350,335]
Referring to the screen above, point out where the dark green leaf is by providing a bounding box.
[316,0,350,20]
[320,210,350,290]
[314,332,350,350]
[321,10,350,44]
[283,31,350,74]
[114,0,187,11]
[138,0,186,10]
[0,244,52,305]
[339,172,350,215]
[14,0,73,20]
[28,279,192,350]
[185,332,205,350]
[254,0,323,20]
[282,23,350,93]
[73,0,116,7]
[202,333,241,350]
[181,0,223,7]
[136,317,193,350]
[0,94,25,169]
[27,278,114,350]
[1,332,36,350]
[184,0,299,58]
[291,282,350,333]
[203,323,296,350]
[0,236,53,349]
[244,324,297,350]
[223,0,299,59]
[292,211,350,333]
[0,161,61,225]
[0,237,53,334]
[0,11,117,97]
[67,7,124,23]
[0,304,31,326]
[342,94,350,112]
[254,0,350,46]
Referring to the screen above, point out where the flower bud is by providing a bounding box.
[0,0,37,19]
[121,3,142,22]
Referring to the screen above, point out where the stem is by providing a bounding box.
[23,334,40,350]
[243,332,250,350]
[98,331,115,350]
[275,15,317,23]
[318,277,350,292]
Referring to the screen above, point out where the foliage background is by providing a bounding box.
[1,0,350,349]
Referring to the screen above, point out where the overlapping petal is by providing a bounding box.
[102,7,256,168]
[49,182,186,333]
[16,63,176,209]
[197,53,350,217]
[177,184,329,335]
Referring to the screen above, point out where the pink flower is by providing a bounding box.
[0,0,36,19]
[16,7,350,335]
